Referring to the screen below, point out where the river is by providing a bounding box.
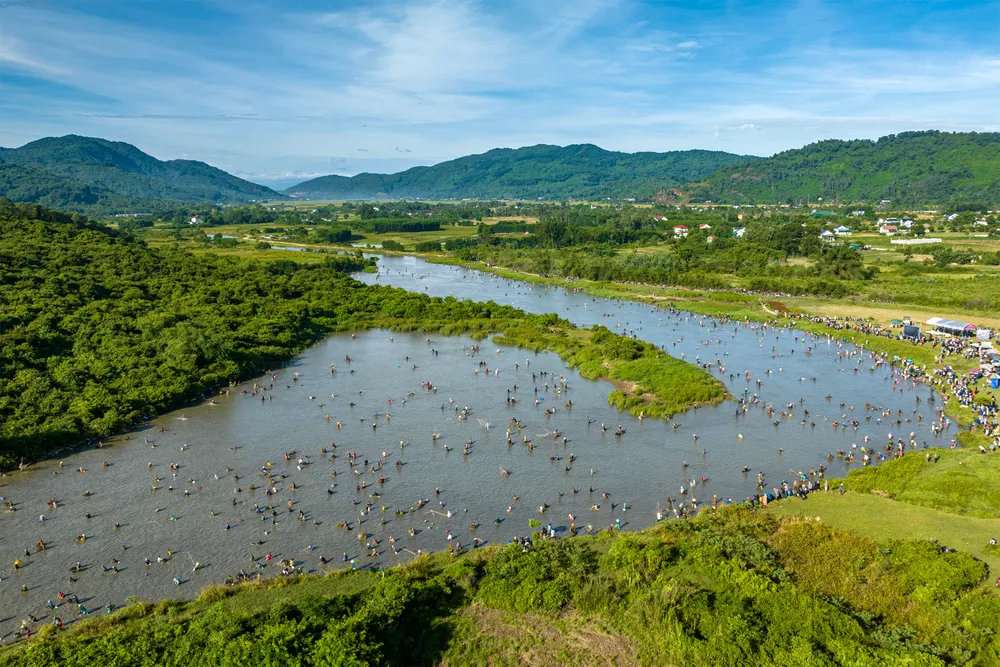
[0,255,944,640]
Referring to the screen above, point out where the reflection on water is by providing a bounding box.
[0,257,944,640]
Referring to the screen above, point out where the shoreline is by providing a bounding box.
[426,256,973,421]
[4,312,726,471]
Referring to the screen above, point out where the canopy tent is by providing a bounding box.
[926,317,978,336]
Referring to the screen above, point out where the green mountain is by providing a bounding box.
[286,144,753,200]
[0,163,124,209]
[689,130,1000,206]
[0,135,285,211]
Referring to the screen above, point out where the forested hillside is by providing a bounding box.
[0,163,127,209]
[286,143,751,200]
[0,135,284,211]
[0,200,368,463]
[689,131,1000,206]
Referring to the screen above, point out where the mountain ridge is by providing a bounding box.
[686,130,1000,206]
[285,143,755,200]
[0,135,285,211]
[287,131,1000,205]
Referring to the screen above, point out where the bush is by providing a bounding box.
[414,240,442,252]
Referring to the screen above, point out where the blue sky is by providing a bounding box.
[1,0,998,187]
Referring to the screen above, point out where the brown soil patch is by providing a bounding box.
[451,605,639,667]
[608,379,655,405]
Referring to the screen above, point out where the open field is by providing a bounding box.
[771,492,1000,578]
[780,295,1000,329]
[774,449,1000,576]
[351,225,478,246]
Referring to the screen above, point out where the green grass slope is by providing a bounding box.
[837,448,1000,518]
[286,143,753,200]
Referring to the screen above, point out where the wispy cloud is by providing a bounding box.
[0,0,998,176]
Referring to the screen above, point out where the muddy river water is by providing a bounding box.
[0,255,944,638]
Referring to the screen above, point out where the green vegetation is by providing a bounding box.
[10,131,1000,215]
[772,490,1000,577]
[692,130,1000,206]
[0,135,284,212]
[494,323,726,418]
[286,143,752,200]
[5,507,1000,665]
[0,164,124,210]
[773,447,1000,573]
[838,448,1000,518]
[0,200,720,467]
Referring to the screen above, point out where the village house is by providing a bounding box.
[833,225,852,236]
[879,223,898,236]
[673,225,689,238]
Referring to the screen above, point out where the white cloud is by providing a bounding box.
[3,0,1000,174]
[0,37,67,75]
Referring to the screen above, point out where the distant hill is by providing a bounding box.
[285,144,753,200]
[688,131,1000,206]
[0,135,285,211]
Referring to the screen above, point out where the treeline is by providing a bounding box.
[4,506,996,665]
[352,219,441,234]
[284,143,750,201]
[448,213,874,297]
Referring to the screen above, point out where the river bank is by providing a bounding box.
[4,498,997,666]
[427,256,980,420]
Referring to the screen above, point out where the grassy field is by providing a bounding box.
[773,449,1000,577]
[780,295,1000,330]
[351,225,477,247]
[138,222,477,253]
[771,492,1000,576]
[835,449,1000,518]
